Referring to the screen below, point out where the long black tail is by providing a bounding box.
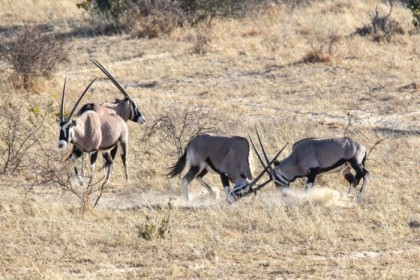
[168,150,187,178]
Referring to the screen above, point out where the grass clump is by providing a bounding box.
[136,199,173,240]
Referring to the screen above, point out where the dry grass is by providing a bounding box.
[0,0,419,279]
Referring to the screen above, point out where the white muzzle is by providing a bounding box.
[58,140,67,149]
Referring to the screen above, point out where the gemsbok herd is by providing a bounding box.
[58,60,370,204]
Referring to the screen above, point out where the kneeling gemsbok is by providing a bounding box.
[261,136,370,202]
[168,133,284,203]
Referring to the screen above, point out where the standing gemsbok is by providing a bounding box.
[168,133,285,203]
[70,59,146,180]
[58,78,129,185]
[255,136,370,202]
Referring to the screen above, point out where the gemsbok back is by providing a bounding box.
[58,78,129,185]
[168,133,285,203]
[256,136,370,202]
[70,59,146,178]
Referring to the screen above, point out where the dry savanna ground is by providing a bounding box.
[0,0,419,279]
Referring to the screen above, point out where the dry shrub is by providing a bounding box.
[301,50,333,64]
[79,0,275,37]
[0,26,68,90]
[0,102,46,176]
[353,1,405,42]
[142,106,216,159]
[127,1,185,38]
[278,0,313,10]
[130,13,181,39]
[301,30,339,64]
[191,24,211,54]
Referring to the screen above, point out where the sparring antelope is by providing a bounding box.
[256,136,370,202]
[71,59,146,178]
[58,78,129,185]
[168,133,285,203]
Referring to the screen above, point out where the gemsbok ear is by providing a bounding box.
[273,160,280,166]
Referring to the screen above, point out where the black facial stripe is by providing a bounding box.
[133,103,142,118]
[129,101,140,121]
[274,173,288,185]
[59,126,69,141]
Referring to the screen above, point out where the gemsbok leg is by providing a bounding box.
[181,165,203,201]
[195,169,217,197]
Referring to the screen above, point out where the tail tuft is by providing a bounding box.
[167,150,187,178]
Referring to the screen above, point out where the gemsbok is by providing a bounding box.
[168,133,285,203]
[255,135,370,202]
[70,59,146,179]
[58,78,129,185]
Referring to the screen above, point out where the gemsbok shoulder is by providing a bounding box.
[71,59,146,178]
[259,136,370,202]
[168,133,285,203]
[58,78,129,185]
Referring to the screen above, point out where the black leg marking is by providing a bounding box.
[306,168,319,190]
[348,159,366,185]
[220,172,235,203]
[103,152,113,167]
[348,159,370,201]
[120,143,128,180]
[90,151,98,165]
[110,145,118,160]
[72,146,83,158]
[197,168,208,179]
[344,173,356,187]
[70,146,84,178]
[220,172,230,188]
[183,166,201,183]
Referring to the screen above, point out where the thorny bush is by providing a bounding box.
[0,26,68,90]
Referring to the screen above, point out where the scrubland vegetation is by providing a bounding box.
[0,0,418,279]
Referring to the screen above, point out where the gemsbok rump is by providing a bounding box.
[70,59,146,179]
[257,136,370,202]
[58,78,129,185]
[168,133,285,203]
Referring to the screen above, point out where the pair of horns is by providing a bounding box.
[247,129,287,190]
[60,59,134,122]
[60,77,97,123]
[90,59,135,104]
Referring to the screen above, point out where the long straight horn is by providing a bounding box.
[248,143,288,189]
[256,129,272,170]
[90,59,134,103]
[60,78,67,122]
[249,135,271,177]
[66,78,97,122]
